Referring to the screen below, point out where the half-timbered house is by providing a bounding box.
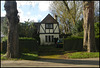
[39,14,60,45]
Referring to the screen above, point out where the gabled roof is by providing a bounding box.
[41,14,58,24]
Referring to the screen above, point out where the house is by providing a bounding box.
[39,14,60,45]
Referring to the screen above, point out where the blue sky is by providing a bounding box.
[1,1,99,23]
[1,1,52,22]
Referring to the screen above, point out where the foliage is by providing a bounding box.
[94,22,99,36]
[1,17,8,36]
[71,31,84,37]
[50,1,83,34]
[1,56,8,60]
[60,33,72,38]
[18,21,37,37]
[1,36,8,42]
[67,52,99,59]
[64,36,83,40]
[71,19,83,35]
[1,52,7,60]
[94,1,99,23]
[71,21,98,37]
[19,37,35,40]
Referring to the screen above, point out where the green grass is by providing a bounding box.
[67,52,99,59]
[39,55,61,59]
[20,53,38,60]
[1,52,38,60]
[1,52,8,60]
[1,56,8,60]
[38,46,99,59]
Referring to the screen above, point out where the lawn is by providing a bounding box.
[1,52,38,60]
[1,45,99,60]
[38,45,99,59]
[67,52,99,59]
[39,51,99,59]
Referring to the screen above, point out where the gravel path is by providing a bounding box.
[1,58,99,67]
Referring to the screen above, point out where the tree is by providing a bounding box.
[18,21,36,37]
[94,22,99,36]
[72,18,83,36]
[1,17,8,36]
[94,1,99,23]
[49,1,83,34]
[83,1,96,52]
[4,1,19,58]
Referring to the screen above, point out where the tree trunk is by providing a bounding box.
[83,1,96,52]
[4,1,19,58]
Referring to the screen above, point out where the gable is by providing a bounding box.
[41,14,58,24]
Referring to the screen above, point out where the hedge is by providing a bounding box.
[64,36,99,51]
[1,37,38,53]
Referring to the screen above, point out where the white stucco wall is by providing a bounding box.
[54,24,59,33]
[40,24,45,33]
[39,23,59,45]
[40,24,59,33]
[39,34,59,45]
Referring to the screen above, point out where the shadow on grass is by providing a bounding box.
[38,45,66,56]
[20,52,39,60]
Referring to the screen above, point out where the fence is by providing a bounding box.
[64,37,99,51]
[1,38,38,53]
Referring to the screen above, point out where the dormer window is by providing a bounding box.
[45,23,53,29]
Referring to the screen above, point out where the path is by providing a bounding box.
[1,58,99,67]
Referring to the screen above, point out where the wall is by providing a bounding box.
[39,23,59,45]
[40,24,59,33]
[39,34,59,45]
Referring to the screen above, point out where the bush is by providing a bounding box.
[94,22,99,36]
[64,36,99,51]
[1,36,8,42]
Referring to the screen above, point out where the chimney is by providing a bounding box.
[54,15,57,21]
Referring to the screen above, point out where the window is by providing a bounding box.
[45,36,47,42]
[49,36,50,42]
[52,36,54,42]
[45,24,53,29]
[45,35,54,42]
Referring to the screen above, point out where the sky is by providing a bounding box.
[1,1,99,23]
[1,1,52,22]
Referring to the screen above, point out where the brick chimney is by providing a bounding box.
[54,15,57,21]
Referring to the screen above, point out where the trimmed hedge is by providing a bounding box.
[19,38,38,53]
[1,37,38,53]
[64,36,99,51]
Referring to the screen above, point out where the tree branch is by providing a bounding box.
[63,0,76,24]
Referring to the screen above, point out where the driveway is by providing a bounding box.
[1,58,99,67]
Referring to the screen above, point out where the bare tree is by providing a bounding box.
[83,1,96,52]
[4,1,19,58]
[50,1,83,34]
